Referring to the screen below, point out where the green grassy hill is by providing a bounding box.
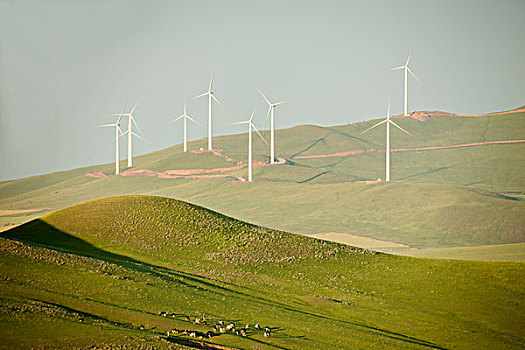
[1,195,523,349]
[1,108,523,257]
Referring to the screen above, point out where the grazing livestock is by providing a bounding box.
[264,331,270,337]
[255,324,261,329]
[140,325,145,330]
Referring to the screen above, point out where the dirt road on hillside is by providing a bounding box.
[293,139,525,160]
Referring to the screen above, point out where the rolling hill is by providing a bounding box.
[1,195,523,349]
[1,107,524,258]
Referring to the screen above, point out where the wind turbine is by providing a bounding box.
[99,115,123,175]
[391,53,421,116]
[193,73,225,150]
[255,87,287,164]
[361,100,413,182]
[112,102,145,168]
[170,99,201,152]
[231,105,268,182]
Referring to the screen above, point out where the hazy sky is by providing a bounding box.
[1,0,524,181]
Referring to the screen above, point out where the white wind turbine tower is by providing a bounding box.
[256,87,287,164]
[391,53,421,116]
[99,115,123,175]
[193,73,225,150]
[231,105,268,182]
[170,99,201,152]
[361,100,413,182]
[112,102,146,168]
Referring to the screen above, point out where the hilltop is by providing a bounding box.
[1,195,524,349]
[0,107,523,258]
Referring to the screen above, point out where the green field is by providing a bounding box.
[1,195,523,349]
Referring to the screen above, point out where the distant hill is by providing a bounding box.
[1,195,523,349]
[0,107,523,255]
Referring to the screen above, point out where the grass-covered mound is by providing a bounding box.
[1,195,524,349]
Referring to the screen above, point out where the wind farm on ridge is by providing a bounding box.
[99,57,424,184]
[1,2,524,349]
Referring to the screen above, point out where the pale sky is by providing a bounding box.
[1,0,524,180]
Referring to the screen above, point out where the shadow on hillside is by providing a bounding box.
[290,136,328,158]
[0,219,262,297]
[297,171,331,183]
[1,219,140,265]
[398,166,451,181]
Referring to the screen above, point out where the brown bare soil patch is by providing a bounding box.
[85,171,107,179]
[392,107,525,121]
[189,149,236,163]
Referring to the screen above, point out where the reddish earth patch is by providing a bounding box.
[86,148,287,181]
[188,149,236,163]
[85,171,107,179]
[293,140,525,160]
[393,108,525,121]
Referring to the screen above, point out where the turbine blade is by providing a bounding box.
[273,100,288,107]
[131,131,150,143]
[230,120,250,125]
[211,94,225,108]
[360,119,388,134]
[130,116,145,138]
[98,123,116,127]
[389,120,414,136]
[251,122,268,145]
[120,102,127,119]
[208,73,214,92]
[390,66,404,71]
[387,99,391,118]
[255,87,271,106]
[406,52,411,66]
[170,115,185,124]
[263,106,271,130]
[249,104,258,122]
[186,114,201,126]
[193,92,208,100]
[407,67,422,83]
[130,101,139,115]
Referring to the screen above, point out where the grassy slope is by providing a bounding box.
[0,175,523,248]
[154,181,523,248]
[0,195,523,349]
[0,110,523,254]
